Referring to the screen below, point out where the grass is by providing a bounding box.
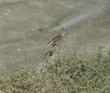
[0,0,83,74]
[0,51,110,93]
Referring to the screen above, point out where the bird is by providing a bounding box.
[45,33,65,48]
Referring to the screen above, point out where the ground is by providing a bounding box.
[0,0,110,75]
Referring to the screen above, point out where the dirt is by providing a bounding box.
[0,0,110,75]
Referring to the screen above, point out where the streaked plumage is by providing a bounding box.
[45,33,65,48]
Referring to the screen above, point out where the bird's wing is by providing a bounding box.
[52,34,61,41]
[45,41,53,48]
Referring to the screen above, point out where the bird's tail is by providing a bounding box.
[44,41,53,48]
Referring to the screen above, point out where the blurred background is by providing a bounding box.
[0,0,110,74]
